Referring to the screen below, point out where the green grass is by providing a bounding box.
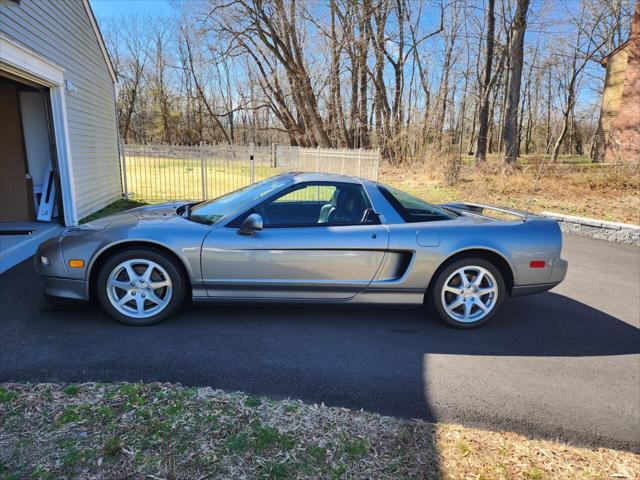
[124,156,282,202]
[342,438,370,458]
[63,385,80,396]
[260,461,289,480]
[57,407,81,425]
[101,436,123,457]
[223,433,250,453]
[244,395,261,407]
[0,387,17,403]
[253,424,295,452]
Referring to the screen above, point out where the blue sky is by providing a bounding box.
[89,0,172,21]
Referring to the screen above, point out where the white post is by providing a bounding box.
[200,142,208,199]
[316,146,320,172]
[120,140,128,198]
[357,148,362,177]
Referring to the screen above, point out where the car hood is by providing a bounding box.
[80,201,191,230]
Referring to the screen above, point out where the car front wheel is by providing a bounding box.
[96,248,185,326]
[430,257,506,328]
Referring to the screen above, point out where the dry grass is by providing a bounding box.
[380,156,640,225]
[1,383,638,479]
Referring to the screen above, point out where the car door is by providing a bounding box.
[201,182,389,300]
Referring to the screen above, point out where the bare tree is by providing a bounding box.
[97,0,634,171]
[502,0,530,164]
[474,0,496,166]
[551,2,613,162]
[103,15,150,143]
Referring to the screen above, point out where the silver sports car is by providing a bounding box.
[35,172,567,328]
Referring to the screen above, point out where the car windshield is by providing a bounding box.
[190,175,294,225]
[378,184,454,222]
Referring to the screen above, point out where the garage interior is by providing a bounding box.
[0,73,63,273]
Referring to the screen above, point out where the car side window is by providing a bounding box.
[274,185,337,204]
[236,182,376,228]
[378,184,454,222]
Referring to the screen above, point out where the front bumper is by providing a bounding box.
[40,275,90,301]
[34,237,90,301]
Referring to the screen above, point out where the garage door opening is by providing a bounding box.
[0,73,64,273]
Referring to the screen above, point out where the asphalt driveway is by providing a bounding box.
[1,234,638,451]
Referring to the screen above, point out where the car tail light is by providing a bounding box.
[530,260,546,268]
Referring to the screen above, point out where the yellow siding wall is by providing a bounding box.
[601,49,630,138]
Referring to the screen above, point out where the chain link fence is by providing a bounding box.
[121,143,380,202]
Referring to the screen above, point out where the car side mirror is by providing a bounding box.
[238,213,263,236]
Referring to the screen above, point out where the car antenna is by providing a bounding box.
[522,137,554,223]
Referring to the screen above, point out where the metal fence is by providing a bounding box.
[121,143,380,202]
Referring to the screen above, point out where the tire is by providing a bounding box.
[429,257,506,329]
[96,248,185,326]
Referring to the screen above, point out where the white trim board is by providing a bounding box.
[0,34,79,226]
[0,34,64,85]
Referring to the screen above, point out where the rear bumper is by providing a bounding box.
[511,256,567,297]
[511,282,561,297]
[40,276,90,301]
[551,258,569,283]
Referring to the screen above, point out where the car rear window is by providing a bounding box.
[378,185,454,223]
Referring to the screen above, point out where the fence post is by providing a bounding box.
[316,146,320,172]
[250,142,255,183]
[357,148,362,177]
[271,143,277,168]
[120,140,128,198]
[200,142,208,200]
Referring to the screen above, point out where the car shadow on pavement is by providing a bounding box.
[421,292,640,357]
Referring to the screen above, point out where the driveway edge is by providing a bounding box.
[542,212,640,246]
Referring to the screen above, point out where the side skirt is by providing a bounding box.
[191,289,425,306]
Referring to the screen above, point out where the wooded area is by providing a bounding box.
[102,0,635,167]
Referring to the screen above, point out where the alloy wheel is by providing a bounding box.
[440,265,498,323]
[106,259,173,319]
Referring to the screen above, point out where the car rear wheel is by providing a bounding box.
[430,257,506,328]
[96,248,185,326]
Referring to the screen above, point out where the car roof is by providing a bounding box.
[284,172,366,185]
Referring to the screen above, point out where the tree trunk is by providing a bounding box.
[502,0,530,165]
[474,0,496,166]
[357,0,370,148]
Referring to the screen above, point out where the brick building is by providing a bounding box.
[593,4,639,162]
